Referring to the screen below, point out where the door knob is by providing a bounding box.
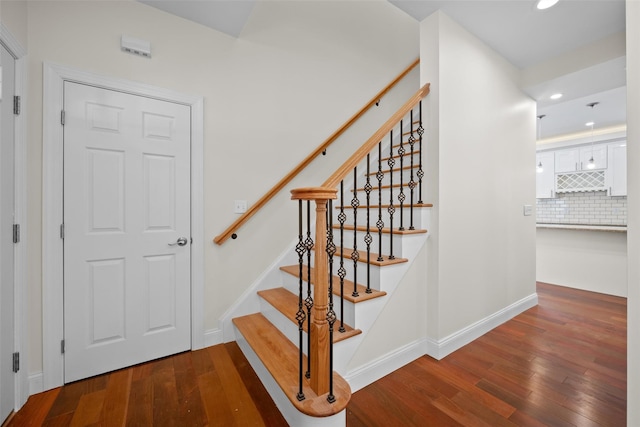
[169,237,188,247]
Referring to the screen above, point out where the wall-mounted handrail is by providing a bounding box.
[213,58,420,245]
[322,83,430,189]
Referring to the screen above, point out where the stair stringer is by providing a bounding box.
[219,241,299,342]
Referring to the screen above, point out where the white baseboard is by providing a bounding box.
[344,338,428,393]
[28,371,44,396]
[344,292,538,392]
[203,328,223,348]
[426,292,539,360]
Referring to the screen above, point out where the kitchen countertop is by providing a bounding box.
[536,223,627,232]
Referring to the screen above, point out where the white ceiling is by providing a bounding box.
[137,0,627,140]
[138,0,256,38]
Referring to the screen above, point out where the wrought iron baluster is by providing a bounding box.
[338,181,346,333]
[376,142,384,262]
[408,110,416,230]
[326,199,337,404]
[398,120,405,231]
[351,168,359,297]
[295,200,306,402]
[417,100,425,204]
[304,201,314,379]
[364,154,372,293]
[388,130,396,260]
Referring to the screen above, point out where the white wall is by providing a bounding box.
[24,0,419,376]
[626,0,639,424]
[419,12,537,345]
[0,1,28,49]
[536,228,627,297]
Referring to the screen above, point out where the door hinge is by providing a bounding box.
[13,95,21,115]
[60,223,65,239]
[13,224,20,244]
[61,340,65,354]
[61,110,65,126]
[12,352,19,373]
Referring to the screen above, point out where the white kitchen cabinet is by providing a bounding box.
[554,144,607,172]
[554,148,579,173]
[536,152,555,198]
[579,144,607,170]
[608,143,627,196]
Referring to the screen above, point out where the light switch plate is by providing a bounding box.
[523,205,533,216]
[234,200,247,214]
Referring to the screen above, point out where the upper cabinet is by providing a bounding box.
[536,141,626,198]
[536,152,555,199]
[608,143,627,196]
[555,145,607,172]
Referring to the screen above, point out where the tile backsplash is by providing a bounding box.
[536,191,627,225]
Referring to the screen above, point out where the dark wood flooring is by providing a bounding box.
[6,282,626,426]
[348,282,627,426]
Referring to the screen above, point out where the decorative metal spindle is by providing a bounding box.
[398,120,405,231]
[417,100,425,204]
[364,154,373,293]
[376,142,384,262]
[351,168,360,297]
[326,199,337,404]
[295,200,306,402]
[304,201,314,379]
[388,131,396,260]
[338,181,346,333]
[408,110,417,230]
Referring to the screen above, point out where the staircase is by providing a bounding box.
[225,84,431,426]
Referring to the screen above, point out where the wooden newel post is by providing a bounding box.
[291,187,337,397]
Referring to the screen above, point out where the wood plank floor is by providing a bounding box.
[348,282,627,426]
[7,282,626,426]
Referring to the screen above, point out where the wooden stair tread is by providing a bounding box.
[380,151,421,162]
[336,224,427,235]
[280,265,387,303]
[338,199,433,209]
[233,313,351,417]
[350,183,414,191]
[329,247,408,267]
[367,164,415,175]
[258,288,362,343]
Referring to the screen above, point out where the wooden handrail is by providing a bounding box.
[322,83,430,189]
[213,58,420,245]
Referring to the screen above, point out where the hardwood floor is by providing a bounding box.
[7,282,626,426]
[348,282,627,426]
[6,343,288,427]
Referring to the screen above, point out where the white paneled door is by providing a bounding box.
[63,82,191,383]
[0,42,16,424]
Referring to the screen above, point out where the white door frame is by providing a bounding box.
[42,63,204,391]
[0,24,28,411]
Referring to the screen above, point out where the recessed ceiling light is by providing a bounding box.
[536,0,559,10]
[550,93,563,100]
[585,121,595,127]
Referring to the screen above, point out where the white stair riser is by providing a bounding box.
[308,251,411,293]
[281,273,357,326]
[345,188,425,208]
[333,207,429,230]
[332,230,415,258]
[358,167,423,188]
[309,251,383,291]
[259,295,355,367]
